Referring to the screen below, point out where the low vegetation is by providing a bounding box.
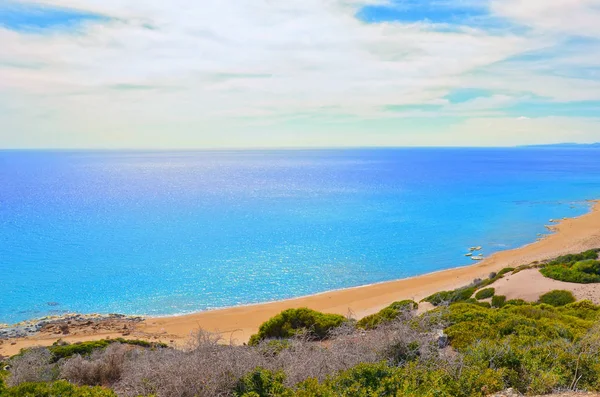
[10,338,168,364]
[547,250,600,266]
[497,267,515,276]
[4,250,600,396]
[538,290,577,307]
[356,300,417,329]
[491,295,507,308]
[247,308,347,346]
[422,286,476,305]
[422,266,519,307]
[0,381,116,396]
[5,297,600,396]
[540,250,600,283]
[475,287,495,300]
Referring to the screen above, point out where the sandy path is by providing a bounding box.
[2,201,600,357]
[494,268,600,304]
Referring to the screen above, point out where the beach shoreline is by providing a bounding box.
[2,200,600,357]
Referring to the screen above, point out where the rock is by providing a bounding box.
[437,330,449,348]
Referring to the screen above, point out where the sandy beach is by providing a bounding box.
[2,200,600,357]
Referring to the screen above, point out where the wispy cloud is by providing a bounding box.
[0,0,599,148]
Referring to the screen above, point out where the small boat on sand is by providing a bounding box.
[471,256,484,261]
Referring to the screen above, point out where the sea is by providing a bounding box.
[2,148,600,324]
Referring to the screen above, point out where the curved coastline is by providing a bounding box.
[2,200,600,356]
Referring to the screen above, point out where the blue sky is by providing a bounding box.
[357,0,488,24]
[0,1,108,31]
[1,0,600,148]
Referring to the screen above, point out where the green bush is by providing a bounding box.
[504,299,527,307]
[497,267,515,276]
[547,249,599,266]
[235,368,292,397]
[356,300,417,329]
[540,261,600,283]
[268,299,600,396]
[475,288,495,300]
[538,290,576,307]
[244,360,505,397]
[0,381,116,397]
[248,308,346,346]
[423,287,475,306]
[557,300,600,320]
[460,298,492,308]
[539,250,600,283]
[573,259,600,274]
[0,364,7,392]
[491,295,506,308]
[257,339,292,357]
[45,338,167,363]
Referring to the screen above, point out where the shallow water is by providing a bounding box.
[1,148,600,323]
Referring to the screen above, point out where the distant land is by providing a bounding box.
[522,142,600,148]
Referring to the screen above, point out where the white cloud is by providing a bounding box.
[491,0,600,38]
[0,0,599,147]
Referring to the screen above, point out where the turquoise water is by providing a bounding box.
[1,148,600,324]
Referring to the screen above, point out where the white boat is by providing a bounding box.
[471,256,484,261]
[465,253,473,257]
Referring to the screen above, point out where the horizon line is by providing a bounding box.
[2,143,599,151]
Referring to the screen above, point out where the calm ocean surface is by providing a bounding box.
[2,148,600,324]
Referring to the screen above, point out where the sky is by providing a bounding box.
[1,0,600,148]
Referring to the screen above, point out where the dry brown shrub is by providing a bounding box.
[61,343,129,386]
[6,348,55,386]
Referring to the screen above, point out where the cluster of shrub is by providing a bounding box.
[423,275,577,310]
[539,249,600,283]
[2,250,600,397]
[422,266,516,308]
[3,293,600,396]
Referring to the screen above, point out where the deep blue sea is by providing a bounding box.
[2,148,600,324]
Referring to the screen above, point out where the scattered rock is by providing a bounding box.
[0,313,145,340]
